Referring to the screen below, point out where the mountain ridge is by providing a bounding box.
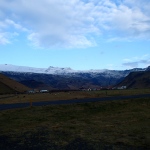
[0,64,149,90]
[0,64,147,74]
[116,71,150,89]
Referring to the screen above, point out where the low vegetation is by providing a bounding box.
[0,97,150,149]
[0,73,30,94]
[0,88,150,104]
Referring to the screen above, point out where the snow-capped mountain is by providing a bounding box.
[45,66,77,74]
[0,64,147,79]
[0,64,146,75]
[0,64,79,74]
[0,64,46,73]
[0,64,117,75]
[0,64,149,89]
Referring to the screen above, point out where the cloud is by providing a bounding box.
[122,55,150,68]
[122,62,139,68]
[0,32,10,44]
[5,19,28,32]
[0,19,25,44]
[0,0,150,48]
[0,31,19,45]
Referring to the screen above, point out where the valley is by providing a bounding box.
[0,64,150,149]
[0,64,149,91]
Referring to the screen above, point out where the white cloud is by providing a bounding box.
[0,0,150,48]
[0,32,10,44]
[0,31,19,45]
[5,19,28,32]
[0,19,26,44]
[122,55,150,68]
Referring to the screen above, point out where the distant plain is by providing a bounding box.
[0,89,150,104]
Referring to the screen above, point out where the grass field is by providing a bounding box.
[0,88,150,104]
[0,97,150,149]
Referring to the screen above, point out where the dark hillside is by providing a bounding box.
[146,66,150,71]
[117,71,150,89]
[0,81,15,94]
[0,73,30,93]
[20,80,54,90]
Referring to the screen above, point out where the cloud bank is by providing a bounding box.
[122,55,150,68]
[0,0,150,48]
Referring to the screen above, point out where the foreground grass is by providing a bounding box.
[0,88,150,104]
[0,98,150,149]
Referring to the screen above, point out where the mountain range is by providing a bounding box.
[0,64,146,75]
[0,64,149,90]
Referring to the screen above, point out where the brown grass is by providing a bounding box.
[0,97,149,149]
[0,73,30,94]
[0,88,150,104]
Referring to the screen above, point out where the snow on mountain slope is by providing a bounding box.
[45,66,77,74]
[0,64,147,79]
[0,64,46,73]
[0,64,107,74]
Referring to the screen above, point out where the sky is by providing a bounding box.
[0,0,150,70]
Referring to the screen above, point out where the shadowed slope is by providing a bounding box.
[117,71,150,89]
[0,73,30,94]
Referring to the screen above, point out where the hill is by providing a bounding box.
[0,81,16,94]
[0,73,30,94]
[116,71,150,89]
